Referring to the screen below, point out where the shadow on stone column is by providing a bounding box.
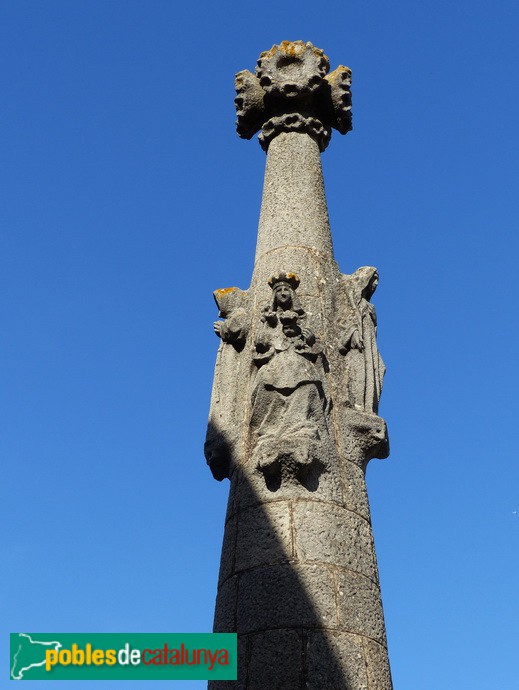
[205,422,392,690]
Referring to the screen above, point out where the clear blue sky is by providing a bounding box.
[2,1,518,688]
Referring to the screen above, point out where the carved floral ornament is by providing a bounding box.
[235,41,352,152]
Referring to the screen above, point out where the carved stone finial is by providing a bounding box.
[256,41,329,100]
[235,40,352,152]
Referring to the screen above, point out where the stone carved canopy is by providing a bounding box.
[235,41,352,152]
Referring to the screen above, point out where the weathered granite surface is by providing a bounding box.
[206,41,392,689]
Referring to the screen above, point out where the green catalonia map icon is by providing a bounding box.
[10,633,62,680]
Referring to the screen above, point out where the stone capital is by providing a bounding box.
[235,41,352,152]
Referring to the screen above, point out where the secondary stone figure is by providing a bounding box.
[339,266,385,414]
[213,287,250,350]
[206,40,392,689]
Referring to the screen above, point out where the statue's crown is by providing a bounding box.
[268,272,300,290]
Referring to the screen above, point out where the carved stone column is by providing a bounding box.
[205,41,392,689]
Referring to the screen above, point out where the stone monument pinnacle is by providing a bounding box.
[205,41,392,689]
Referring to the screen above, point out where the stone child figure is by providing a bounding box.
[250,273,330,480]
[340,266,385,414]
